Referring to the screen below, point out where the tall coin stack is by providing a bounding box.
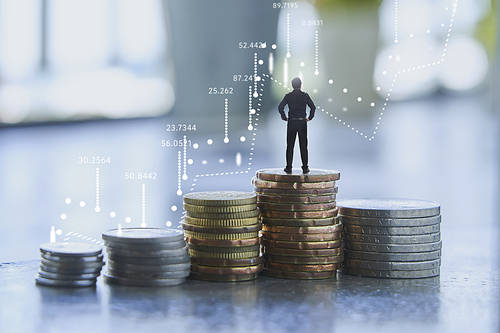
[102,228,190,287]
[254,169,342,280]
[339,199,442,278]
[36,242,104,288]
[182,191,262,282]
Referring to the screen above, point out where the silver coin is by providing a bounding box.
[107,260,190,272]
[102,228,184,244]
[344,232,441,244]
[103,273,186,287]
[40,242,102,257]
[106,268,190,280]
[103,239,186,251]
[338,199,440,218]
[41,252,104,263]
[107,253,190,265]
[41,258,104,270]
[40,264,103,275]
[183,191,256,206]
[343,267,440,279]
[38,270,100,281]
[105,246,188,258]
[344,249,441,262]
[345,258,441,271]
[344,224,440,236]
[35,276,97,288]
[345,240,442,253]
[339,215,441,227]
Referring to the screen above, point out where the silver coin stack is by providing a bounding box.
[102,228,190,287]
[36,242,104,288]
[339,199,441,279]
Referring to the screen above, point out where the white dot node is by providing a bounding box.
[171,205,178,212]
[79,201,86,208]
[125,217,132,223]
[382,71,387,75]
[166,221,172,227]
[272,44,277,49]
[248,125,254,131]
[313,89,318,94]
[286,52,291,58]
[56,229,62,236]
[177,189,183,196]
[357,97,362,102]
[202,160,207,165]
[60,213,67,220]
[188,159,194,165]
[182,174,188,181]
[223,137,229,144]
[250,109,256,115]
[110,211,116,218]
[300,61,305,67]
[65,198,71,205]
[342,107,348,112]
[193,143,199,149]
[240,136,246,142]
[314,70,319,76]
[219,158,225,164]
[95,207,101,213]
[342,88,348,93]
[255,76,261,81]
[328,98,333,103]
[370,102,375,107]
[328,79,333,85]
[207,139,213,145]
[258,59,264,65]
[253,92,259,98]
[376,86,381,91]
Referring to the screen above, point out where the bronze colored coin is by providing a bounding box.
[190,256,262,267]
[262,231,341,242]
[262,239,341,250]
[186,210,259,219]
[265,254,344,265]
[183,191,256,206]
[257,201,336,212]
[253,178,335,190]
[266,261,340,272]
[185,236,260,247]
[184,216,259,228]
[260,207,338,219]
[184,230,259,240]
[256,168,340,182]
[183,203,257,213]
[262,224,342,234]
[190,272,258,282]
[256,187,338,196]
[188,249,259,259]
[187,243,260,253]
[263,269,336,280]
[191,263,263,275]
[264,247,343,257]
[181,223,261,234]
[257,194,336,204]
[262,216,338,227]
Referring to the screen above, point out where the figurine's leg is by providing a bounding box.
[286,121,297,169]
[298,121,308,169]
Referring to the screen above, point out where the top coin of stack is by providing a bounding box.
[339,199,442,279]
[182,191,262,282]
[102,228,190,287]
[254,168,343,280]
[36,242,104,288]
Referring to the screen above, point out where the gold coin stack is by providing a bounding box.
[182,191,263,281]
[254,168,342,279]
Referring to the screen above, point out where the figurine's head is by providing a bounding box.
[291,77,302,90]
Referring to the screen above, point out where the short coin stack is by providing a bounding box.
[182,191,262,282]
[36,242,104,288]
[339,199,442,278]
[254,168,342,280]
[102,228,190,287]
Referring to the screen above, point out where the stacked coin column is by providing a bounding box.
[339,199,442,278]
[36,242,104,288]
[182,191,262,282]
[102,228,190,287]
[254,169,342,280]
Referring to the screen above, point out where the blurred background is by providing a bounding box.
[0,0,498,332]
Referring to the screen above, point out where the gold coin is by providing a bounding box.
[265,253,344,264]
[186,210,259,219]
[256,187,338,196]
[262,231,341,242]
[187,243,260,253]
[262,239,342,250]
[191,263,263,275]
[260,208,338,219]
[257,202,336,212]
[256,168,340,182]
[265,261,340,272]
[263,247,343,257]
[253,178,335,190]
[190,272,258,282]
[263,269,336,280]
[183,203,257,213]
[257,194,336,204]
[189,249,259,259]
[261,216,338,227]
[184,230,259,240]
[185,236,260,247]
[190,256,263,267]
[184,216,259,228]
[262,224,343,234]
[181,222,261,234]
[183,191,256,206]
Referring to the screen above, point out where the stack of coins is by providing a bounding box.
[254,168,342,280]
[36,242,104,288]
[339,199,442,279]
[102,228,190,287]
[182,191,262,282]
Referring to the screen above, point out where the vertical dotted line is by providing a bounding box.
[95,167,100,210]
[141,183,146,227]
[286,12,291,58]
[177,151,182,195]
[182,135,187,179]
[393,0,399,44]
[248,85,253,130]
[253,53,258,97]
[314,29,319,76]
[224,98,229,142]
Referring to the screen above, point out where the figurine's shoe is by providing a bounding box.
[284,167,292,174]
[302,166,310,174]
